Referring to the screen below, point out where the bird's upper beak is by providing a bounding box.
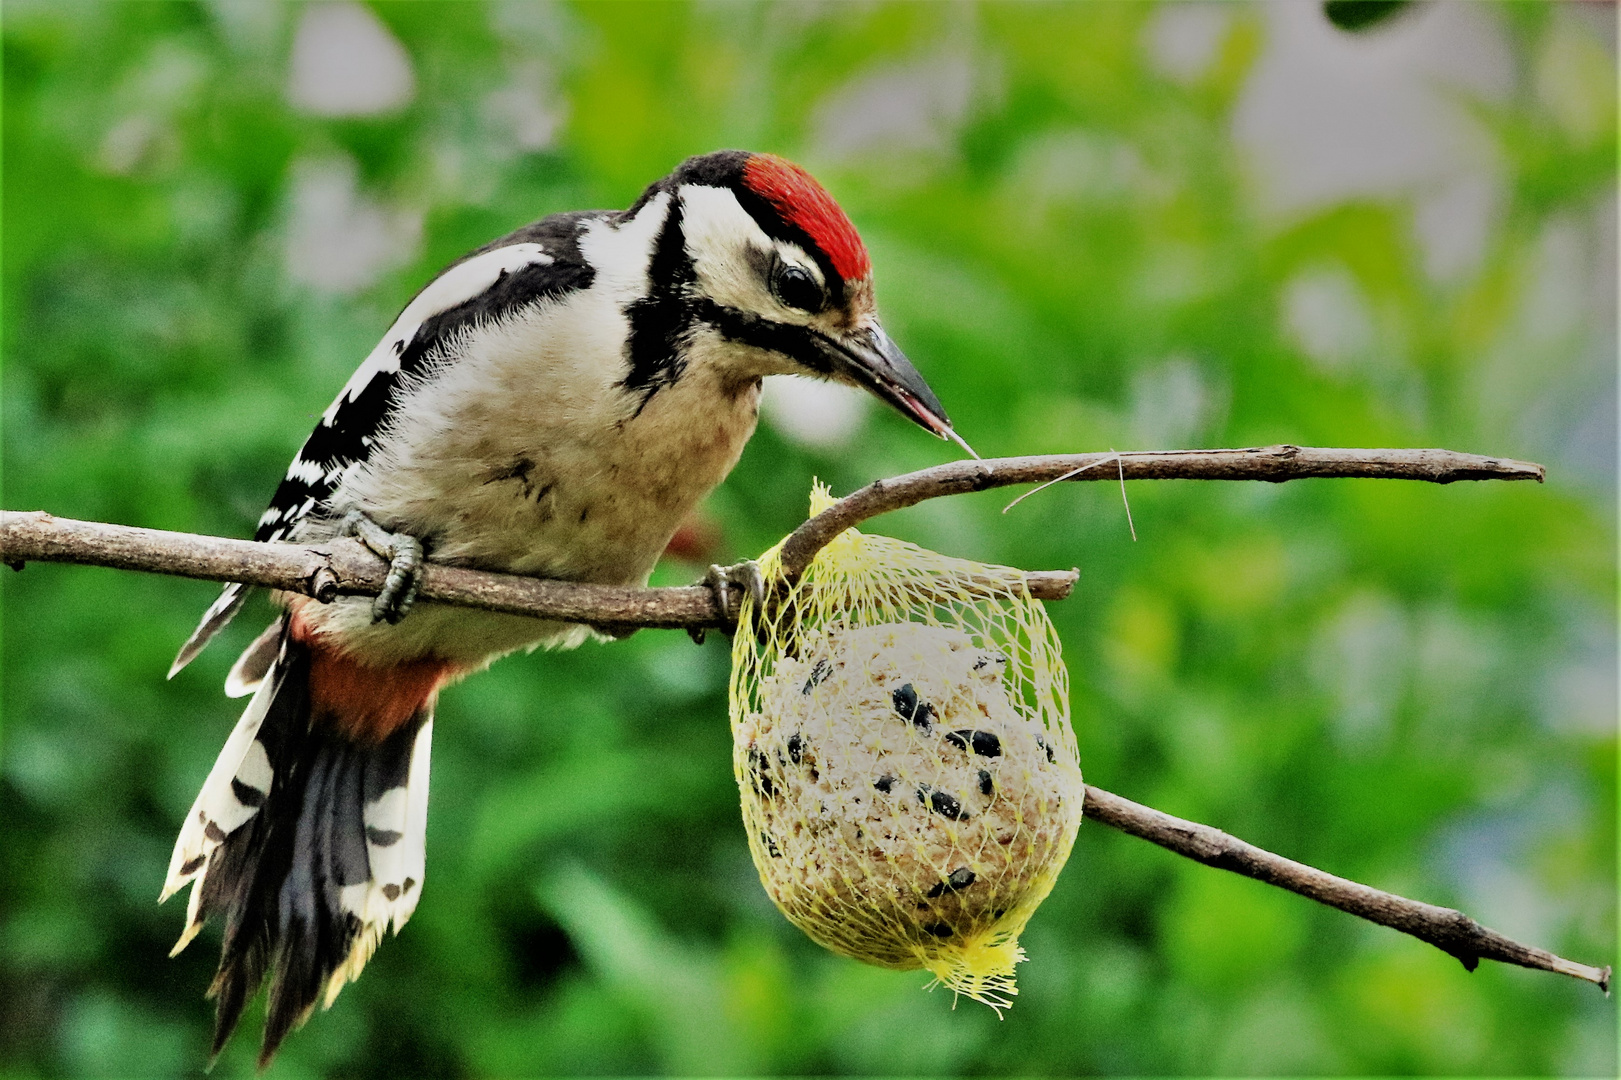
[815,323,952,438]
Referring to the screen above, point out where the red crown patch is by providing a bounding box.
[741,154,871,283]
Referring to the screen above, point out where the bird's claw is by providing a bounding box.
[689,559,766,645]
[342,510,425,624]
[707,559,766,615]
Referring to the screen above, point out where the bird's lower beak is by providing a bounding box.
[817,324,952,438]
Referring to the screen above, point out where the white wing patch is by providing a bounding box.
[175,239,565,682]
[320,243,555,426]
[286,456,329,485]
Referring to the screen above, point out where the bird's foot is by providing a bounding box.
[707,559,767,616]
[688,559,767,645]
[342,511,425,624]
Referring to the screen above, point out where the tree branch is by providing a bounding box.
[4,445,1600,992]
[1,448,1539,624]
[778,445,1544,577]
[0,510,1078,626]
[1083,786,1610,993]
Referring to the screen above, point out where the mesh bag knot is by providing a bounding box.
[730,484,1084,1010]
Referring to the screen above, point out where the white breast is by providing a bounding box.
[305,297,762,665]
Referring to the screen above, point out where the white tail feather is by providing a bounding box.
[401,718,433,926]
[161,670,279,904]
[225,622,281,698]
[168,871,210,956]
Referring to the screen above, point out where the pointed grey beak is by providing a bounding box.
[816,324,952,438]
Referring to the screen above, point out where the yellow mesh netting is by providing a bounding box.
[730,483,1084,1011]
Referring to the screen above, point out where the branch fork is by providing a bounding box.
[2,444,1603,994]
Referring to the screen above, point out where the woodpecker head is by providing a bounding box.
[625,150,953,440]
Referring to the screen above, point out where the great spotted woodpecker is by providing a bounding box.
[161,150,958,1064]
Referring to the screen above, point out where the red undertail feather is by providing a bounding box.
[290,610,461,744]
[742,154,871,282]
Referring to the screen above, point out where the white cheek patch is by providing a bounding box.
[679,184,816,323]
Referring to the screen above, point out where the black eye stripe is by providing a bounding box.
[691,298,834,375]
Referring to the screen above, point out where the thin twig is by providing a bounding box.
[1083,785,1611,993]
[777,444,1544,578]
[1002,457,1112,513]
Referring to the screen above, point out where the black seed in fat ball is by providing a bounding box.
[926,866,978,897]
[891,683,934,731]
[801,658,832,694]
[928,789,967,820]
[945,729,1002,757]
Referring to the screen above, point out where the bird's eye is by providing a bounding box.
[772,263,824,312]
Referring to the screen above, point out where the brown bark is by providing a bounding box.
[1082,786,1610,992]
[0,511,1076,627]
[778,445,1544,577]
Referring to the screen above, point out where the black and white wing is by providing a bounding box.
[169,214,602,681]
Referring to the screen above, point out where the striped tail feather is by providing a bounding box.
[162,617,435,1066]
[225,621,282,699]
[169,581,251,680]
[160,625,298,928]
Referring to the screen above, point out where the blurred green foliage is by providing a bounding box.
[2,2,1614,1076]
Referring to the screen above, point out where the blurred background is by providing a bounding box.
[2,1,1615,1075]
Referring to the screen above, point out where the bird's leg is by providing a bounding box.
[342,510,425,625]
